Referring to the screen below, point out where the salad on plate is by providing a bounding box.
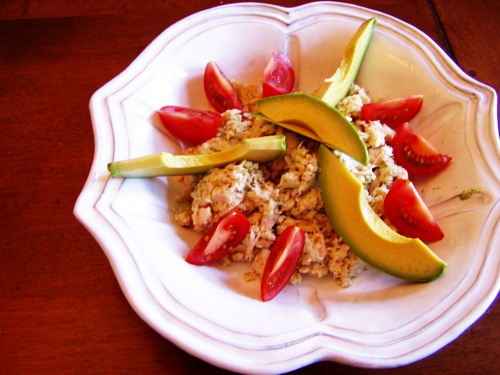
[107,17,452,302]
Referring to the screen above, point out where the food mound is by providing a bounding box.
[172,83,408,287]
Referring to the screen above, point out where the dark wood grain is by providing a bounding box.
[0,1,498,374]
[432,0,499,91]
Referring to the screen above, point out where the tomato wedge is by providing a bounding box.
[158,105,222,144]
[204,61,242,113]
[186,208,250,265]
[262,51,295,98]
[392,122,452,176]
[384,179,444,242]
[261,225,305,302]
[361,95,423,129]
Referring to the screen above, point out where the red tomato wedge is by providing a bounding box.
[392,122,452,176]
[361,95,423,129]
[204,61,242,113]
[158,105,222,144]
[262,51,295,98]
[186,208,250,265]
[384,179,444,242]
[261,225,305,302]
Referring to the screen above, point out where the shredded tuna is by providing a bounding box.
[172,84,408,288]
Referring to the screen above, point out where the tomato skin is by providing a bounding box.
[361,95,423,129]
[158,105,222,144]
[262,51,295,98]
[186,208,250,265]
[384,179,444,242]
[204,61,242,113]
[392,122,452,176]
[261,225,305,302]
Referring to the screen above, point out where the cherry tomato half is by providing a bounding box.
[384,179,444,242]
[261,225,305,302]
[186,208,250,265]
[203,61,242,113]
[392,122,452,176]
[262,51,295,98]
[361,95,423,129]
[158,105,222,144]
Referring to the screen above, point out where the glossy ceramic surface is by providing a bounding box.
[75,2,499,373]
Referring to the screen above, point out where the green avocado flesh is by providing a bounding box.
[317,145,446,282]
[314,17,377,107]
[107,135,286,178]
[256,93,368,165]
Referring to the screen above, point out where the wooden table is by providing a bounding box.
[1,1,498,374]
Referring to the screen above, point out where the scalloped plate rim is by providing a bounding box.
[74,2,499,373]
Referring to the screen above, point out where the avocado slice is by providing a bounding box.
[317,145,446,282]
[256,93,368,165]
[314,17,377,107]
[107,135,286,178]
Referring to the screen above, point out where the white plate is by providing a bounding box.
[74,2,499,373]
